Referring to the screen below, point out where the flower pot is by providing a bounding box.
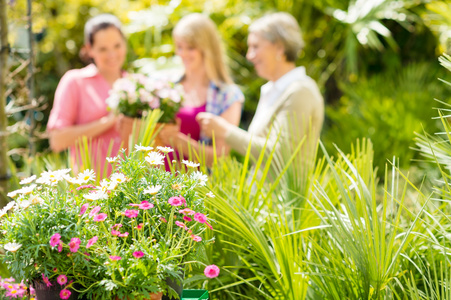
[119,115,142,147]
[33,280,85,300]
[119,116,165,150]
[153,123,165,148]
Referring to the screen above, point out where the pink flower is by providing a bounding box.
[18,283,27,293]
[42,274,52,287]
[68,238,81,253]
[168,196,184,206]
[76,184,96,190]
[160,217,167,223]
[89,206,101,217]
[112,224,123,229]
[179,208,195,215]
[79,203,89,215]
[58,241,63,253]
[93,213,107,222]
[175,221,188,230]
[49,233,61,247]
[124,210,139,218]
[178,195,187,205]
[133,251,144,258]
[190,235,202,242]
[87,236,98,248]
[119,232,129,237]
[60,289,71,300]
[57,275,67,286]
[204,265,220,278]
[194,213,207,224]
[84,252,91,261]
[5,288,23,298]
[183,216,192,222]
[139,201,154,210]
[109,255,122,261]
[136,223,144,230]
[111,229,120,236]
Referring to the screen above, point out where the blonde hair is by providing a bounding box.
[173,13,232,85]
[249,12,304,62]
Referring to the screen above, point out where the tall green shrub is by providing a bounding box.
[323,62,451,175]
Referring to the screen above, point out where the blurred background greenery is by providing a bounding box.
[5,0,451,176]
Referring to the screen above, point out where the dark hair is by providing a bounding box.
[84,13,124,45]
[79,14,124,63]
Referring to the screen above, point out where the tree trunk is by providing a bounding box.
[0,0,10,208]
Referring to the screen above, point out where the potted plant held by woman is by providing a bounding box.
[106,73,183,147]
[1,146,219,300]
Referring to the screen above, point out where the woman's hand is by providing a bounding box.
[159,119,181,146]
[49,112,119,152]
[196,112,230,140]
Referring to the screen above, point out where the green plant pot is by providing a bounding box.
[162,275,183,300]
[181,290,208,300]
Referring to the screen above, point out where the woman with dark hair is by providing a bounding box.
[197,12,324,165]
[47,14,126,171]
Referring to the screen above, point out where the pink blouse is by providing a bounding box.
[47,64,122,173]
[164,103,207,170]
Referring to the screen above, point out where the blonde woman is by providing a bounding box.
[160,13,244,166]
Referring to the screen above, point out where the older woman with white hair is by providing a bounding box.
[197,12,324,164]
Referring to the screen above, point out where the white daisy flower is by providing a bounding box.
[98,179,110,192]
[145,152,165,166]
[30,195,44,205]
[56,169,72,177]
[106,156,120,163]
[191,171,208,186]
[182,160,200,168]
[77,169,96,184]
[19,175,36,185]
[19,200,31,209]
[4,201,16,211]
[206,191,215,198]
[157,146,174,154]
[135,144,154,152]
[19,184,37,195]
[63,175,80,185]
[109,173,127,190]
[143,185,162,195]
[7,190,18,198]
[110,173,127,184]
[4,242,22,252]
[0,209,7,218]
[84,191,108,201]
[10,184,37,197]
[37,170,64,185]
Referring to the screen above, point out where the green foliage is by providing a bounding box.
[0,146,214,299]
[323,62,451,175]
[305,140,424,299]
